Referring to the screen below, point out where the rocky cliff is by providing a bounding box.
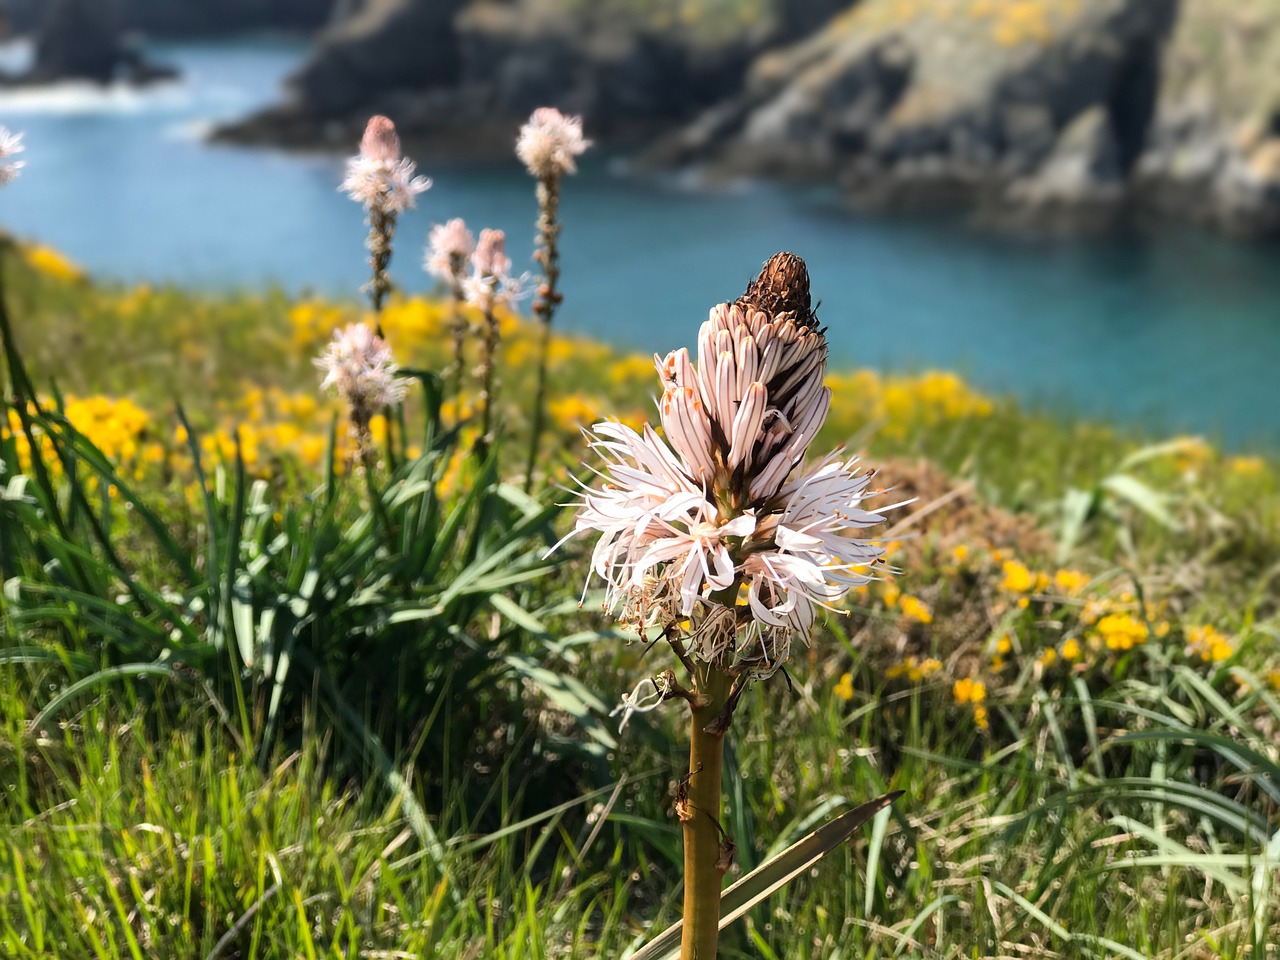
[649,0,1280,238]
[215,0,1280,239]
[215,0,789,153]
[1136,0,1280,237]
[2,0,330,36]
[26,0,124,84]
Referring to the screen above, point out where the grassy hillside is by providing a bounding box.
[1,241,1277,958]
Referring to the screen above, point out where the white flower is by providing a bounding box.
[558,253,889,679]
[0,128,25,187]
[516,107,591,179]
[341,115,430,215]
[424,218,474,282]
[315,322,409,410]
[462,228,528,311]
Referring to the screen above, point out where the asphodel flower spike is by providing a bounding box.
[559,253,894,960]
[560,252,888,681]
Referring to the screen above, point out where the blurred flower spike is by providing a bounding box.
[341,115,431,215]
[424,218,475,283]
[315,322,409,463]
[463,228,527,312]
[557,252,892,682]
[516,107,591,179]
[0,127,25,187]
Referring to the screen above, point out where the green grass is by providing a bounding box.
[0,245,1277,957]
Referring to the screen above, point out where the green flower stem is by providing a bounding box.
[524,175,562,492]
[681,661,731,960]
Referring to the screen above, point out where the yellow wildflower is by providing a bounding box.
[951,544,970,564]
[973,705,990,730]
[22,244,86,283]
[548,394,599,431]
[1094,613,1148,652]
[953,677,986,705]
[899,595,933,625]
[1053,569,1089,597]
[881,582,901,609]
[1171,436,1212,472]
[1037,647,1058,668]
[888,656,942,682]
[996,634,1013,655]
[1227,456,1265,477]
[607,355,656,387]
[1060,637,1082,661]
[833,672,854,701]
[1186,625,1233,664]
[1001,560,1035,593]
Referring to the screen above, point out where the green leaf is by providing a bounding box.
[30,662,176,732]
[504,654,616,750]
[627,791,903,960]
[1099,474,1181,531]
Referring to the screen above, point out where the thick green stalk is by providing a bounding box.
[681,662,731,960]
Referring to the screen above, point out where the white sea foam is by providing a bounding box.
[0,78,191,116]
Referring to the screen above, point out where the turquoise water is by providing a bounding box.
[1,38,1279,448]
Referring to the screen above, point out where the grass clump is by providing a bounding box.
[0,242,1278,957]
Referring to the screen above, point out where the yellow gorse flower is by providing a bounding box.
[1053,569,1090,597]
[953,677,986,705]
[1001,559,1035,593]
[22,243,86,283]
[833,672,854,701]
[899,595,933,624]
[1094,613,1148,652]
[1186,625,1233,664]
[886,656,942,682]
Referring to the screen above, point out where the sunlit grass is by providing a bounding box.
[1,243,1278,957]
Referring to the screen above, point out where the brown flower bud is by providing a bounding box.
[737,251,817,329]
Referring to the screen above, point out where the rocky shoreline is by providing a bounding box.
[216,0,1280,240]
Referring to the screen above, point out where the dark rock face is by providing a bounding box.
[648,0,1280,239]
[2,0,330,35]
[645,0,1179,222]
[212,0,1280,239]
[217,0,772,154]
[14,0,180,86]
[29,0,122,84]
[289,0,469,119]
[1133,0,1280,238]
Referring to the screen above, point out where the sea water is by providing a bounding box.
[1,37,1278,448]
